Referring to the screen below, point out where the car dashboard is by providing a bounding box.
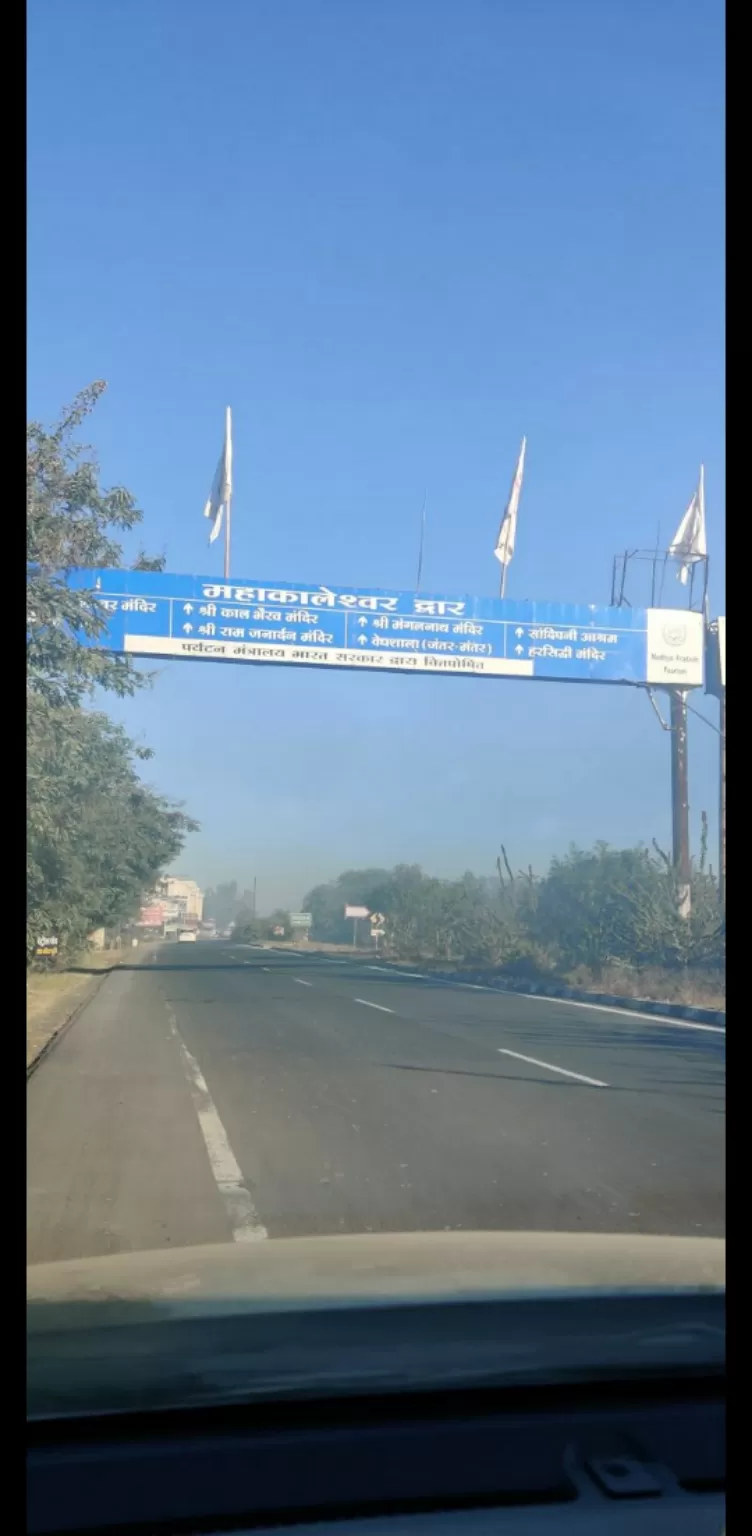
[27,1285,725,1536]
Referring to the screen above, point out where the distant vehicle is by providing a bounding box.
[177,930,197,943]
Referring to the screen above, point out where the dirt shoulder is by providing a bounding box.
[25,942,168,1071]
[27,952,124,1070]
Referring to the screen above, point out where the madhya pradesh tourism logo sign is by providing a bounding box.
[645,610,704,687]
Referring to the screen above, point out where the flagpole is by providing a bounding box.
[224,483,232,580]
[223,406,232,580]
[416,490,427,590]
[499,563,508,600]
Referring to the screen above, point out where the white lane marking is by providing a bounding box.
[367,966,724,1035]
[512,992,726,1034]
[262,966,271,972]
[367,966,428,980]
[498,1047,609,1088]
[354,998,394,1013]
[168,1014,267,1242]
[294,978,313,987]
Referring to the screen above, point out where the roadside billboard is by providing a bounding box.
[137,904,165,927]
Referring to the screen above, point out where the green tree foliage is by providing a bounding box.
[230,907,259,942]
[27,386,196,962]
[267,908,292,939]
[27,704,196,960]
[302,844,723,976]
[535,844,723,974]
[232,909,291,942]
[302,869,391,944]
[27,382,162,706]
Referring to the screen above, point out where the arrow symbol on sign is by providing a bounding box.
[515,627,524,637]
[183,603,194,614]
[515,645,524,655]
[183,623,193,634]
[358,635,368,646]
[357,616,368,627]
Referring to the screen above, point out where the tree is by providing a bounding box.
[27,382,162,707]
[27,704,197,960]
[532,843,723,975]
[296,846,723,979]
[267,909,292,939]
[303,869,391,943]
[231,906,259,942]
[27,386,197,962]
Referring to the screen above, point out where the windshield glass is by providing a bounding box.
[27,0,724,1411]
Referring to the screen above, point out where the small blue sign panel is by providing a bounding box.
[65,569,705,688]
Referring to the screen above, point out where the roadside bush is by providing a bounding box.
[304,841,723,995]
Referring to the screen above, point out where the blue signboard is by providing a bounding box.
[65,569,705,688]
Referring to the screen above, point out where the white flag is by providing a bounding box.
[493,436,526,567]
[203,406,233,544]
[669,465,706,585]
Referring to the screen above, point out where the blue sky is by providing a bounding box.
[27,0,725,908]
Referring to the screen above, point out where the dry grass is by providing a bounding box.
[566,962,726,1011]
[387,954,724,1012]
[269,939,373,955]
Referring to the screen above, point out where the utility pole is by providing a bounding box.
[669,689,692,919]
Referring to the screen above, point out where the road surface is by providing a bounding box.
[27,943,725,1264]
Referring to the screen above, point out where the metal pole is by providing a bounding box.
[223,405,232,580]
[252,876,257,919]
[719,687,726,913]
[416,491,426,590]
[499,562,508,600]
[669,689,691,919]
[352,917,358,949]
[224,484,232,580]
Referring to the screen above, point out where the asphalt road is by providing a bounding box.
[27,943,725,1264]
